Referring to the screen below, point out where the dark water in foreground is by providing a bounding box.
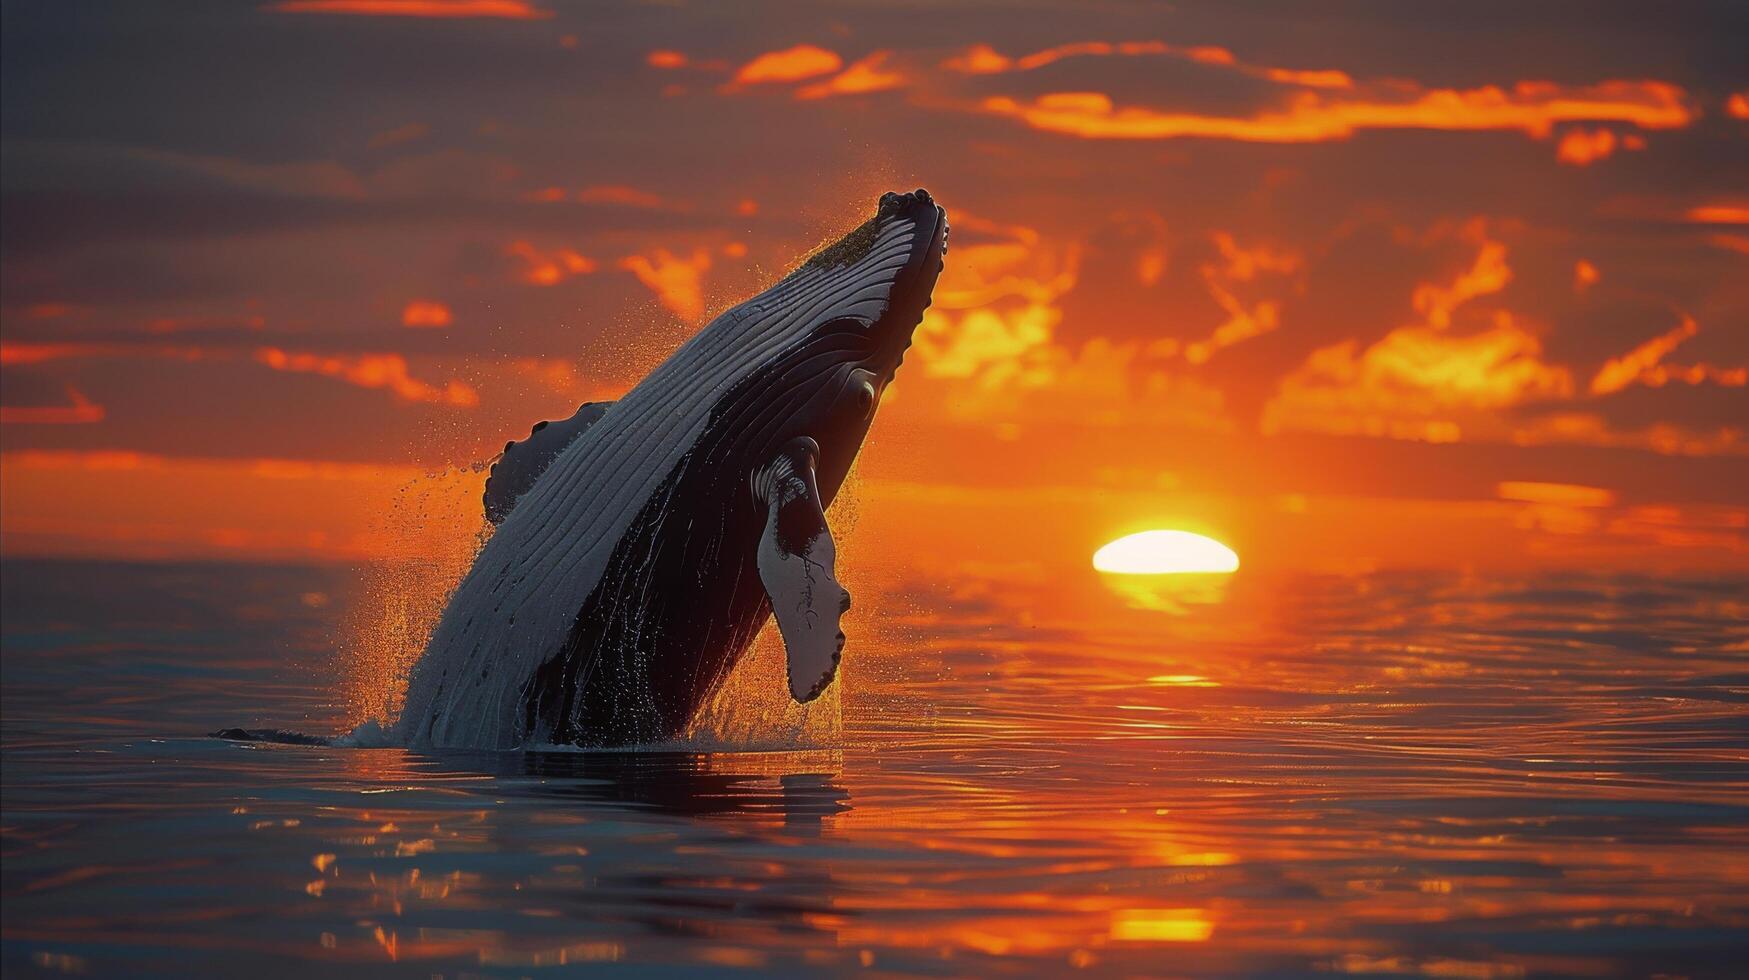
[2,559,1746,978]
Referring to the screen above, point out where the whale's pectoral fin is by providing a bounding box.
[483,401,614,524]
[755,437,849,704]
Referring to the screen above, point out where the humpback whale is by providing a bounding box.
[386,189,948,750]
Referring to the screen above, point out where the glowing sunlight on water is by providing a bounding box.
[2,559,1746,977]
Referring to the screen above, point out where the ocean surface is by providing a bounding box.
[2,557,1746,978]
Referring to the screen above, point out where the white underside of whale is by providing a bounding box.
[393,217,921,750]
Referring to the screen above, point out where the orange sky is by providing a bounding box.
[1,1,1745,573]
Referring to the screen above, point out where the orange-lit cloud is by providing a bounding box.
[1498,481,1616,508]
[576,184,675,209]
[524,184,681,209]
[1498,481,1620,536]
[942,40,1353,90]
[254,347,479,406]
[1686,204,1749,224]
[940,43,1014,75]
[1707,233,1749,255]
[913,218,1079,388]
[1,342,100,366]
[646,50,688,69]
[901,219,1232,435]
[1574,259,1600,292]
[265,0,552,18]
[1264,313,1573,443]
[979,79,1691,143]
[796,51,905,99]
[401,300,452,328]
[1728,91,1749,119]
[1556,127,1621,165]
[1591,315,1695,394]
[1261,225,1572,441]
[143,312,266,334]
[1590,316,1746,394]
[1412,223,1511,329]
[726,45,841,89]
[509,240,597,285]
[1,341,213,366]
[0,387,105,425]
[23,303,77,320]
[1510,412,1746,458]
[1184,232,1301,364]
[618,248,712,322]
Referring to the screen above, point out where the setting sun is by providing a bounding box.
[1093,530,1240,575]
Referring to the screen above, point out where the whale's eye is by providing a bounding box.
[850,369,878,416]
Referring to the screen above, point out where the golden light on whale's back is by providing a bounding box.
[1093,530,1239,575]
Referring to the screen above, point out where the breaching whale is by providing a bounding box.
[386,189,948,750]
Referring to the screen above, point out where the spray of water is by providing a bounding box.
[338,465,492,730]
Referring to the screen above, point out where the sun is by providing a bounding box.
[1093,530,1239,575]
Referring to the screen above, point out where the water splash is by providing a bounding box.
[681,459,868,750]
[683,622,843,749]
[338,465,492,730]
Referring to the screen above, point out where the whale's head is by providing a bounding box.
[747,188,947,503]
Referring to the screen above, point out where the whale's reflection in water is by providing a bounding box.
[428,748,851,825]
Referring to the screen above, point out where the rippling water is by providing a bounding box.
[3,558,1746,977]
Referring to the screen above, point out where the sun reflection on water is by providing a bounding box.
[3,559,1746,976]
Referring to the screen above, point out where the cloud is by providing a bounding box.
[647,50,688,69]
[1183,232,1302,364]
[796,51,905,100]
[1498,480,1619,536]
[1590,315,1746,395]
[401,300,452,328]
[0,386,105,425]
[1497,481,1616,508]
[1263,314,1574,443]
[916,303,1061,381]
[1708,233,1749,256]
[1,343,102,366]
[368,122,430,149]
[977,79,1691,144]
[1554,126,1644,165]
[912,218,1079,384]
[253,347,479,405]
[618,248,712,322]
[1574,260,1600,293]
[941,40,1353,90]
[129,147,367,199]
[1,342,213,366]
[509,240,597,285]
[1509,412,1746,457]
[575,185,679,209]
[1729,91,1749,119]
[524,184,684,211]
[1412,222,1510,329]
[22,303,79,320]
[1259,223,1578,442]
[264,0,552,18]
[1686,204,1749,224]
[726,45,841,89]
